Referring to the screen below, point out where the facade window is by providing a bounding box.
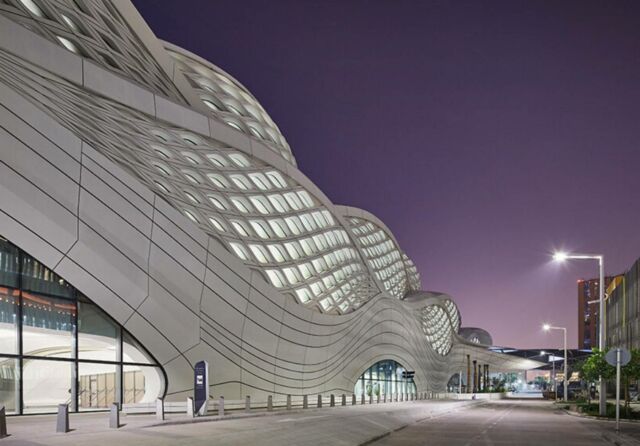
[354,360,417,398]
[0,237,164,414]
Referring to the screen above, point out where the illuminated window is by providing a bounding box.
[266,270,286,288]
[267,244,286,262]
[207,174,228,189]
[249,196,271,215]
[208,217,226,232]
[229,153,250,167]
[231,221,250,237]
[267,194,289,213]
[230,174,252,190]
[248,173,271,190]
[56,36,80,54]
[265,171,287,188]
[208,195,227,211]
[249,245,270,264]
[231,197,251,213]
[229,242,249,260]
[250,221,270,239]
[184,210,199,223]
[207,154,228,167]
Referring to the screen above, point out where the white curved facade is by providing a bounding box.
[0,0,540,414]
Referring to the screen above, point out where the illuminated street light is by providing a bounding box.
[550,251,605,415]
[543,323,568,402]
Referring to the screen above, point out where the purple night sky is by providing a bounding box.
[133,0,640,350]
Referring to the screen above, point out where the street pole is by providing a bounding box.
[552,356,556,400]
[599,256,606,417]
[616,349,620,432]
[563,328,568,402]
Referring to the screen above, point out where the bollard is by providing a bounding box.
[56,404,69,433]
[156,398,165,421]
[369,394,373,405]
[377,394,380,404]
[187,397,194,418]
[360,394,365,405]
[317,394,322,408]
[410,393,414,401]
[109,403,120,429]
[383,393,387,403]
[303,395,308,409]
[395,393,399,402]
[352,394,356,405]
[400,393,404,402]
[245,395,251,413]
[267,395,273,411]
[0,406,7,438]
[341,394,346,406]
[286,394,292,411]
[330,394,335,407]
[218,396,225,416]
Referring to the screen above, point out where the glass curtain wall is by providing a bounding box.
[353,360,417,398]
[0,237,165,414]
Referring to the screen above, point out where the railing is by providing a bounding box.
[123,391,435,415]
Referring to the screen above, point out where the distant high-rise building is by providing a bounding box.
[578,276,615,349]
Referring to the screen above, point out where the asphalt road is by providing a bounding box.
[370,400,638,446]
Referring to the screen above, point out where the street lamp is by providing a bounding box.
[552,251,605,415]
[543,324,568,402]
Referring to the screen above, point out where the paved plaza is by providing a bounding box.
[2,399,640,445]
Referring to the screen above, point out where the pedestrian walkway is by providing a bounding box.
[0,399,476,445]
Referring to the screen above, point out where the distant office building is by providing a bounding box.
[606,259,640,349]
[578,276,615,349]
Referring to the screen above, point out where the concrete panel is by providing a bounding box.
[0,127,79,213]
[208,118,251,152]
[78,187,151,272]
[68,221,148,308]
[0,15,82,84]
[138,279,200,353]
[148,242,204,310]
[155,95,209,135]
[81,143,155,210]
[124,311,180,366]
[0,162,77,255]
[83,60,155,115]
[54,255,135,324]
[0,83,81,162]
[200,283,247,339]
[153,197,208,257]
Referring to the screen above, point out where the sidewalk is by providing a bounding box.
[1,399,479,446]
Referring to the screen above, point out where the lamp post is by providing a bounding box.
[552,252,605,415]
[543,324,568,402]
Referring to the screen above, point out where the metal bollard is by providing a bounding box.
[369,394,373,405]
[361,394,365,405]
[400,393,404,402]
[377,394,380,404]
[286,394,292,411]
[0,406,7,438]
[341,394,346,406]
[56,404,69,433]
[267,395,273,411]
[352,394,356,405]
[245,395,251,413]
[187,397,194,418]
[219,396,225,416]
[303,395,308,409]
[330,394,335,407]
[383,393,387,403]
[156,398,165,421]
[109,403,120,429]
[317,394,322,408]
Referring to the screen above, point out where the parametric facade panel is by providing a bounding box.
[0,0,540,412]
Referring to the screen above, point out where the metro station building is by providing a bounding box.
[0,0,538,414]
